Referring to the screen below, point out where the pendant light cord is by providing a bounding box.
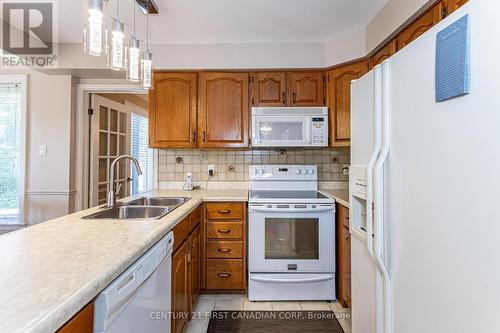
[146,0,149,50]
[132,0,136,37]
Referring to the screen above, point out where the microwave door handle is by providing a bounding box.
[305,118,312,145]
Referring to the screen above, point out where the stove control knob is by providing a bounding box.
[254,168,260,175]
[301,169,307,175]
[295,169,301,175]
[261,168,266,175]
[308,169,314,174]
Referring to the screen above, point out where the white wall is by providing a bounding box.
[325,26,367,65]
[0,69,75,225]
[366,0,431,52]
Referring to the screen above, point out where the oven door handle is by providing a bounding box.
[249,207,334,213]
[250,275,335,284]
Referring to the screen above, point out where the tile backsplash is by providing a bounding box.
[158,148,350,183]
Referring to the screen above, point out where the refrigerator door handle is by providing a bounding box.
[373,61,393,333]
[366,65,383,266]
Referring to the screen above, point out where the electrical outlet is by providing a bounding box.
[208,165,215,177]
[342,164,350,176]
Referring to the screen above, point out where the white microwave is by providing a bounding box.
[251,107,329,148]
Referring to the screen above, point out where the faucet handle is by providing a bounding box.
[115,183,122,197]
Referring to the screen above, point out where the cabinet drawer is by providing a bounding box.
[206,241,243,259]
[206,203,244,220]
[173,217,190,251]
[206,259,244,289]
[206,222,243,239]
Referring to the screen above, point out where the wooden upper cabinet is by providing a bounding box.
[287,71,325,107]
[327,60,368,147]
[370,40,397,69]
[443,0,468,17]
[149,72,198,148]
[396,5,441,51]
[198,72,249,148]
[251,72,287,107]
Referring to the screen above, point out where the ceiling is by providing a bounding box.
[59,0,389,44]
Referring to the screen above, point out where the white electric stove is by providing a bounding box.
[248,165,336,301]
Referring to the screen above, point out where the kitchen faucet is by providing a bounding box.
[106,155,143,208]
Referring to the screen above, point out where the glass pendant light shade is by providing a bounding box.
[127,37,141,82]
[83,0,107,56]
[141,50,153,89]
[108,19,126,71]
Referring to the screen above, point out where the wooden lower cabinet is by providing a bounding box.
[336,203,351,308]
[171,207,203,333]
[57,302,94,333]
[204,202,247,292]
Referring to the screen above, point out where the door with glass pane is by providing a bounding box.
[249,208,335,273]
[89,95,131,207]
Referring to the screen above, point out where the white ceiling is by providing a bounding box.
[59,0,389,44]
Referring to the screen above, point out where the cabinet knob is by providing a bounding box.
[202,131,206,142]
[192,131,196,143]
[282,92,286,104]
[292,92,297,103]
[217,272,232,278]
[217,248,231,253]
[218,210,230,214]
[217,229,231,234]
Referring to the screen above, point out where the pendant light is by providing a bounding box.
[83,0,107,56]
[108,0,126,71]
[127,0,141,82]
[141,1,153,89]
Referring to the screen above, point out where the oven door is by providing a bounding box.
[252,116,310,147]
[249,203,335,273]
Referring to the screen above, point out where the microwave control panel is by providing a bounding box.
[311,117,327,146]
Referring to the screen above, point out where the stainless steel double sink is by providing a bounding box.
[83,197,191,220]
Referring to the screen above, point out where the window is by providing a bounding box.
[130,112,154,194]
[0,76,26,224]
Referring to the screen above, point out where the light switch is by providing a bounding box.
[39,144,47,156]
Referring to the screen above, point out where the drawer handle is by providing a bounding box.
[217,248,231,253]
[217,229,231,234]
[218,210,231,214]
[217,272,232,278]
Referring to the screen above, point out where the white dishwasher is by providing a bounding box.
[94,232,174,333]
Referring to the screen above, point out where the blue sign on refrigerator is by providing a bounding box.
[435,14,470,102]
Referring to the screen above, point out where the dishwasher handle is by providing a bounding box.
[250,275,335,284]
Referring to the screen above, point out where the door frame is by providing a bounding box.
[75,84,157,211]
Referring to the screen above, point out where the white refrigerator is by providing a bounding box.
[349,1,500,333]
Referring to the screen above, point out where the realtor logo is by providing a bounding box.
[1,0,58,67]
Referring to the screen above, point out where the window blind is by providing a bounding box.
[131,112,154,194]
[0,83,22,220]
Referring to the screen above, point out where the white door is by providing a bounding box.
[248,204,335,273]
[89,95,131,207]
[385,2,500,332]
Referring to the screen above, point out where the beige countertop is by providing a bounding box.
[320,189,349,208]
[0,189,247,333]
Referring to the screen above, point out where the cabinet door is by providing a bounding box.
[343,225,351,308]
[149,73,198,148]
[443,0,468,17]
[58,302,93,333]
[287,71,325,106]
[327,60,368,147]
[190,225,201,309]
[251,72,287,107]
[396,6,441,50]
[172,242,189,333]
[370,40,397,69]
[198,72,249,148]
